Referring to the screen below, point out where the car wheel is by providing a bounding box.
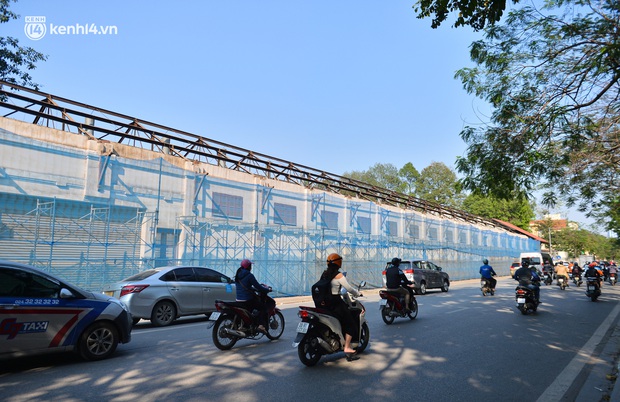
[151,300,177,327]
[418,282,427,295]
[78,321,119,361]
[441,280,449,292]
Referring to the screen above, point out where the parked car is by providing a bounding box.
[0,260,132,361]
[103,266,236,327]
[382,259,450,295]
[510,262,521,278]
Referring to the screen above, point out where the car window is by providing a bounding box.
[0,268,61,298]
[171,267,196,282]
[195,268,229,283]
[123,269,161,281]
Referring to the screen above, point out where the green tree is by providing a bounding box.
[454,0,620,237]
[398,162,420,196]
[343,163,405,193]
[416,162,463,208]
[462,193,534,229]
[0,0,46,92]
[413,0,517,30]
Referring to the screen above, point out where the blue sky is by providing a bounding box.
[3,1,598,228]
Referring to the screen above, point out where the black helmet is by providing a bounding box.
[483,259,488,265]
[521,259,530,268]
[391,257,401,267]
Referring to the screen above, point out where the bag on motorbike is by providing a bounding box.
[311,277,336,308]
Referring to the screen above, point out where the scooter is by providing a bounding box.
[480,277,495,296]
[209,288,285,350]
[515,283,539,315]
[293,282,369,366]
[556,275,567,290]
[542,272,552,286]
[585,277,601,301]
[572,272,583,287]
[379,288,418,324]
[609,272,617,286]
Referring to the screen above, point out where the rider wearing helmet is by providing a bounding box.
[479,258,497,292]
[321,252,361,357]
[514,258,541,303]
[585,261,603,288]
[385,257,415,312]
[234,259,271,333]
[554,262,570,287]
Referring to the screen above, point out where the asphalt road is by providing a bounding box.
[1,277,619,402]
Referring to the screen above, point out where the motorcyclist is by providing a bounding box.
[385,257,415,312]
[609,261,618,282]
[479,258,497,292]
[555,263,569,287]
[514,258,541,303]
[584,261,603,288]
[321,253,361,358]
[542,262,554,282]
[572,262,583,284]
[234,259,272,333]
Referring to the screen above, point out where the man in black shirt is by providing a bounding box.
[385,257,415,312]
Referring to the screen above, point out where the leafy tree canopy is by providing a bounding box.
[416,161,464,208]
[454,0,620,236]
[0,0,46,91]
[462,193,534,229]
[413,0,519,30]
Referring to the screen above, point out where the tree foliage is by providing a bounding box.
[462,193,534,229]
[454,0,620,237]
[413,0,518,30]
[344,163,405,193]
[416,162,464,208]
[552,227,619,260]
[0,0,46,91]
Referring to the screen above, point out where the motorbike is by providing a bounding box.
[293,281,369,366]
[480,277,495,296]
[515,283,539,315]
[542,272,552,286]
[556,275,567,290]
[585,277,601,301]
[210,288,285,350]
[609,272,617,286]
[572,272,583,287]
[379,287,418,324]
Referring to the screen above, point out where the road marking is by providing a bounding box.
[536,301,620,401]
[446,307,469,314]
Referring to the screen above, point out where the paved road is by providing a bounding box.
[1,277,619,402]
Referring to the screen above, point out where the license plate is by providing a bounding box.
[588,286,595,291]
[517,298,525,303]
[103,291,114,297]
[296,322,309,334]
[558,279,563,283]
[209,312,221,321]
[379,299,387,306]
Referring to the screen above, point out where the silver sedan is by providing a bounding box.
[103,266,236,326]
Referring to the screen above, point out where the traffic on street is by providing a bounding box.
[1,276,619,402]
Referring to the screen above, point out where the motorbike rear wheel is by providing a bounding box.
[266,311,285,340]
[408,299,418,320]
[298,334,322,366]
[381,304,395,325]
[212,315,239,350]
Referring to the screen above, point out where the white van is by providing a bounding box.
[520,252,553,269]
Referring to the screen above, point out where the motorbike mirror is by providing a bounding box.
[359,280,367,288]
